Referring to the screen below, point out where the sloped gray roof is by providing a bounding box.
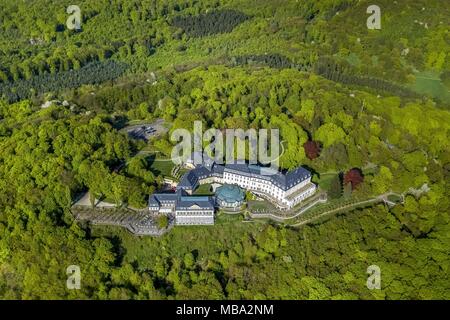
[176,195,215,210]
[176,160,311,193]
[177,170,199,190]
[224,163,311,191]
[148,191,214,210]
[148,193,178,207]
[212,164,225,175]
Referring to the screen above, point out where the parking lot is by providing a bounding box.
[124,119,167,141]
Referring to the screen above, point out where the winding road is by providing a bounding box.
[290,192,404,227]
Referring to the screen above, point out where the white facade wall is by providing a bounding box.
[285,183,316,208]
[149,201,176,213]
[221,170,315,209]
[175,210,214,225]
[285,179,310,197]
[213,176,224,184]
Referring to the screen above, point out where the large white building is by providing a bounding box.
[221,164,316,209]
[177,160,316,210]
[148,159,317,225]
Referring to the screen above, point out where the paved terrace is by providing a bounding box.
[251,190,289,210]
[248,191,328,222]
[72,206,173,236]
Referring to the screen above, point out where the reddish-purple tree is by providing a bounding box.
[303,140,321,160]
[344,168,364,190]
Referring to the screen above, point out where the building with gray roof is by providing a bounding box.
[148,190,215,225]
[216,184,245,210]
[148,158,316,225]
[173,160,316,209]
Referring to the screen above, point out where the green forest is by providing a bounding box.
[0,0,449,299]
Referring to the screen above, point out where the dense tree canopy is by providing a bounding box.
[0,0,449,300]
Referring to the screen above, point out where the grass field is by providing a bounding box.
[147,156,175,177]
[315,172,338,192]
[410,71,450,104]
[193,183,214,195]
